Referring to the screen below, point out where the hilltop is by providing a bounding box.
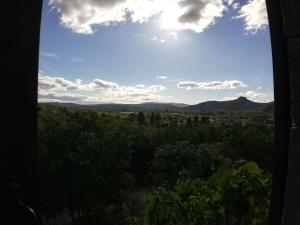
[185,96,273,112]
[41,97,273,112]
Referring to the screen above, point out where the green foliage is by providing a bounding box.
[38,104,273,225]
[137,112,146,125]
[38,105,135,224]
[222,116,273,171]
[151,143,222,185]
[142,171,216,225]
[139,162,271,225]
[211,161,271,225]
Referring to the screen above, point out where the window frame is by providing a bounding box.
[4,0,292,224]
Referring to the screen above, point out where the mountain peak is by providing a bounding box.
[186,96,270,111]
[236,96,249,101]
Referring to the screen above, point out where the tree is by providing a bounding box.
[154,113,162,127]
[201,115,210,124]
[193,115,199,125]
[138,171,217,225]
[38,104,273,225]
[128,113,136,122]
[151,143,221,185]
[211,161,271,225]
[137,112,146,125]
[186,117,192,127]
[38,106,134,225]
[150,112,155,125]
[135,162,271,225]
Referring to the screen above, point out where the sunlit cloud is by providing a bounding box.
[171,32,178,40]
[39,74,119,91]
[177,80,247,90]
[225,0,234,5]
[48,0,269,35]
[156,76,168,80]
[223,90,273,103]
[38,91,92,102]
[38,74,167,103]
[149,32,179,43]
[158,0,227,32]
[150,36,158,41]
[101,84,166,103]
[75,79,83,84]
[241,90,273,102]
[232,2,240,10]
[236,0,268,32]
[49,0,227,34]
[222,96,237,101]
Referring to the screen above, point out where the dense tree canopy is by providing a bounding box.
[38,104,273,225]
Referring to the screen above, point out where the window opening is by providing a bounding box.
[38,0,274,224]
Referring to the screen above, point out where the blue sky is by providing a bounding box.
[38,0,273,104]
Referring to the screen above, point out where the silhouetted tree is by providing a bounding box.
[193,115,199,125]
[128,113,136,122]
[137,112,146,125]
[150,112,155,125]
[37,103,274,225]
[201,115,210,124]
[186,117,192,127]
[154,113,161,127]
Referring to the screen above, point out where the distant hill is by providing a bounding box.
[185,97,274,112]
[41,97,273,112]
[45,102,189,111]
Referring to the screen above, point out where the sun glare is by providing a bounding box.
[159,2,183,30]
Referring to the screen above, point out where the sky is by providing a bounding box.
[38,0,274,104]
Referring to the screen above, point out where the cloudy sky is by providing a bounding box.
[39,0,273,104]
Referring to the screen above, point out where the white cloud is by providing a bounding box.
[156,76,168,80]
[177,80,247,90]
[232,2,239,10]
[135,84,146,88]
[155,0,227,33]
[237,0,268,32]
[93,79,119,89]
[42,51,59,58]
[49,0,227,34]
[149,32,178,43]
[38,92,91,102]
[150,34,178,43]
[38,74,166,103]
[38,74,119,92]
[223,90,273,102]
[101,84,166,103]
[150,36,158,41]
[240,90,273,102]
[75,79,82,84]
[39,75,78,90]
[70,57,83,63]
[224,0,235,6]
[222,96,236,101]
[48,0,269,34]
[48,0,128,34]
[171,32,178,40]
